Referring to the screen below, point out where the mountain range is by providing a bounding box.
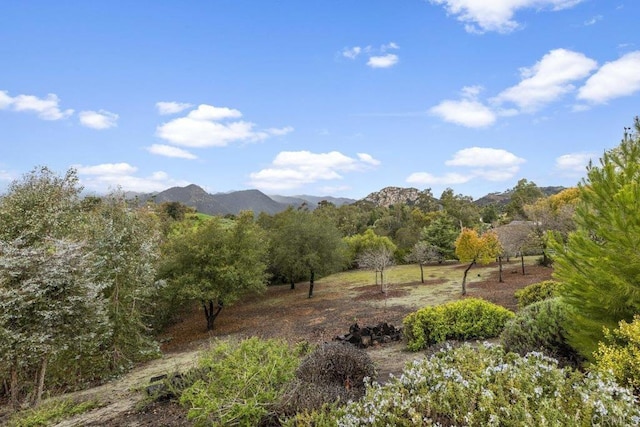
[133,184,566,216]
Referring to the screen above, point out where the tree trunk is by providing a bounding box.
[498,256,504,283]
[10,364,18,409]
[520,253,526,275]
[419,263,424,284]
[308,270,315,298]
[290,277,295,290]
[35,357,47,406]
[202,299,223,331]
[461,260,476,295]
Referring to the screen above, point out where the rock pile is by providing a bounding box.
[334,322,403,348]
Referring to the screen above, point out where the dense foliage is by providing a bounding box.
[403,298,515,351]
[335,343,640,426]
[500,298,580,367]
[552,117,640,360]
[514,280,563,308]
[178,337,302,426]
[593,315,640,394]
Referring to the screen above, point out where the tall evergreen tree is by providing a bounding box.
[553,117,640,360]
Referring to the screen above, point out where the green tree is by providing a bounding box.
[344,228,396,266]
[439,188,480,228]
[505,178,544,220]
[421,212,459,261]
[552,118,640,360]
[160,212,269,330]
[81,193,162,372]
[454,228,502,295]
[0,167,109,407]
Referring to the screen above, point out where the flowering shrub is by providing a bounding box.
[500,298,581,367]
[593,315,640,394]
[336,343,640,426]
[515,280,562,309]
[403,298,514,351]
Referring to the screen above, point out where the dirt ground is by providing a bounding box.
[40,261,551,426]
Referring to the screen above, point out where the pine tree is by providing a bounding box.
[553,117,640,360]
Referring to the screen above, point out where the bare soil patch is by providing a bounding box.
[45,261,552,426]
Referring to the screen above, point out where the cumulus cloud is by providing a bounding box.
[493,48,597,112]
[407,147,524,187]
[555,152,594,173]
[75,162,190,193]
[367,54,399,68]
[156,101,193,115]
[577,51,640,104]
[429,0,584,34]
[146,144,197,159]
[0,90,73,120]
[430,86,496,127]
[248,150,380,192]
[406,172,472,186]
[156,104,292,148]
[78,110,118,129]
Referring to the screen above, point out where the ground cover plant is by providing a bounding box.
[514,280,562,308]
[593,315,640,394]
[334,343,640,426]
[403,298,515,351]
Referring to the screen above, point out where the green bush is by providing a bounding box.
[178,337,302,426]
[403,298,515,351]
[335,343,640,426]
[514,280,562,309]
[7,399,100,427]
[593,315,640,394]
[500,298,581,367]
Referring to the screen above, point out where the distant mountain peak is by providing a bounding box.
[363,186,422,208]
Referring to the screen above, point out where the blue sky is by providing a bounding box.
[1,1,639,200]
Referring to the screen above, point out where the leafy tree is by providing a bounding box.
[81,193,162,372]
[344,228,396,267]
[420,212,459,261]
[505,178,544,220]
[0,167,109,407]
[159,212,269,330]
[552,117,640,360]
[454,228,502,295]
[439,188,480,228]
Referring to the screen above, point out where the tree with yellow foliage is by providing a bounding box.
[455,228,502,295]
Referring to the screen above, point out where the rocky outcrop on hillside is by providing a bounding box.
[362,186,422,208]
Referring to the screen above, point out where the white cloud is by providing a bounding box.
[146,144,197,159]
[75,162,189,193]
[493,48,597,112]
[584,15,602,26]
[445,147,526,168]
[429,0,584,34]
[577,51,640,104]
[249,150,380,191]
[78,110,118,129]
[156,101,193,115]
[156,104,291,148]
[342,46,362,59]
[381,42,400,51]
[0,90,73,120]
[555,152,593,173]
[367,54,399,68]
[430,99,496,127]
[407,147,524,187]
[406,172,472,186]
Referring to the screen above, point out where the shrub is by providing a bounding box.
[593,315,640,394]
[278,342,376,416]
[178,337,301,427]
[7,399,100,427]
[403,298,515,351]
[514,280,562,308]
[336,343,640,426]
[500,298,581,367]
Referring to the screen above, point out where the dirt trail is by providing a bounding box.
[53,349,202,427]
